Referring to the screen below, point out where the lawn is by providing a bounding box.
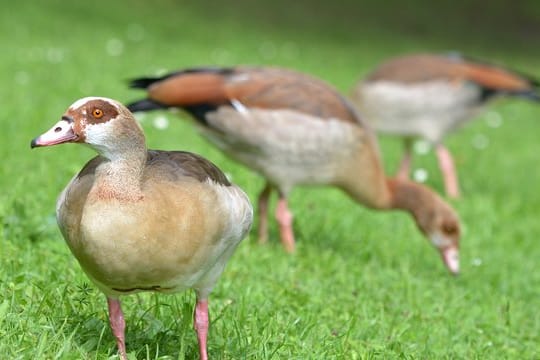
[1,0,540,358]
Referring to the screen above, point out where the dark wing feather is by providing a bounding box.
[128,67,235,89]
[127,99,168,112]
[76,156,105,179]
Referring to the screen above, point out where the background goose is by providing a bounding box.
[126,66,461,274]
[350,53,540,197]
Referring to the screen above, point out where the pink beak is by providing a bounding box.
[31,117,78,148]
[440,246,460,275]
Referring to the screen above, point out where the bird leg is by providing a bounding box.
[107,297,128,360]
[193,299,209,360]
[396,139,413,180]
[275,194,295,252]
[436,144,460,198]
[257,183,272,244]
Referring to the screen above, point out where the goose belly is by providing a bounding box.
[67,186,236,295]
[201,107,362,192]
[356,81,482,142]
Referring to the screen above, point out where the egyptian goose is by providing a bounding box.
[350,53,540,198]
[31,97,253,360]
[126,66,461,274]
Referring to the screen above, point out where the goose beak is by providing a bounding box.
[440,246,459,275]
[31,117,78,148]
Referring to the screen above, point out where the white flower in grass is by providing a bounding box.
[413,168,428,183]
[152,115,169,130]
[471,258,482,266]
[485,111,503,128]
[472,134,489,150]
[47,48,65,63]
[106,38,124,57]
[413,140,431,155]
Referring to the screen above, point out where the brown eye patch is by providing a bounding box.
[92,108,104,118]
[442,222,458,236]
[86,100,119,124]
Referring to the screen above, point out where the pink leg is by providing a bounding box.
[396,139,413,180]
[107,297,128,360]
[257,184,272,244]
[436,144,460,198]
[275,194,295,253]
[193,299,209,360]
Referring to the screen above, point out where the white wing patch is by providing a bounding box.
[230,99,248,114]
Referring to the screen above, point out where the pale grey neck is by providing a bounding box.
[92,155,146,199]
[92,134,147,199]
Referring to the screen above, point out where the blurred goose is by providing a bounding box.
[31,97,253,360]
[126,66,461,274]
[351,53,540,198]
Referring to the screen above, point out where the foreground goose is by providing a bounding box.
[351,53,539,198]
[126,66,461,274]
[31,97,253,360]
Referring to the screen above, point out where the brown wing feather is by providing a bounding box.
[364,54,461,83]
[144,67,359,124]
[366,53,535,92]
[148,72,228,106]
[224,67,359,123]
[457,63,532,91]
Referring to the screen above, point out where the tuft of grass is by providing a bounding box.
[1,0,540,358]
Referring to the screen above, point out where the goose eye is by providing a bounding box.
[92,109,104,118]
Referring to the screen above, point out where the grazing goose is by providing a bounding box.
[126,66,461,274]
[350,53,540,198]
[31,97,253,360]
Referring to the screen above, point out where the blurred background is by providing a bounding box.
[3,0,539,207]
[3,0,539,98]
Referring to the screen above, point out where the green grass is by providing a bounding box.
[2,0,540,358]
